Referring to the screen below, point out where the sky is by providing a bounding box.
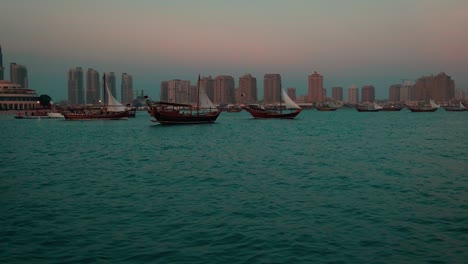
[1,0,467,101]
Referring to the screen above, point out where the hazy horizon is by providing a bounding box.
[1,0,467,101]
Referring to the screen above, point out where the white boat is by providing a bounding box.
[46,112,65,118]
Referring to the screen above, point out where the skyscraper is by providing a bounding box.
[347,85,359,105]
[86,68,100,105]
[361,85,375,103]
[388,84,401,102]
[68,67,84,105]
[160,81,169,101]
[0,45,4,80]
[413,72,455,102]
[263,74,281,104]
[167,79,191,104]
[331,87,343,101]
[214,75,235,104]
[10,63,28,88]
[200,76,215,102]
[307,71,324,104]
[287,88,296,101]
[121,73,133,105]
[400,81,413,102]
[104,72,117,103]
[238,74,257,103]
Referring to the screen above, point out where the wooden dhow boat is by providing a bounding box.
[63,74,129,120]
[145,75,222,124]
[243,89,302,119]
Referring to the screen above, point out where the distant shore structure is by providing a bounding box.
[0,45,40,111]
[0,80,40,111]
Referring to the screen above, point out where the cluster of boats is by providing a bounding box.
[13,74,467,124]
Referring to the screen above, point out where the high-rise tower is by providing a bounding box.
[331,87,343,101]
[160,81,169,102]
[10,63,28,88]
[121,73,133,105]
[308,71,324,104]
[86,68,100,105]
[238,74,257,104]
[200,76,215,102]
[347,85,359,105]
[263,74,281,104]
[214,75,235,104]
[68,67,84,105]
[361,85,375,103]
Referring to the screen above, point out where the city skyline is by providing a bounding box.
[1,0,467,101]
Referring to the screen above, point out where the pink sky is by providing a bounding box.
[1,0,467,100]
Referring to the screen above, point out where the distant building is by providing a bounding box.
[388,84,401,102]
[307,71,324,104]
[0,45,4,80]
[400,81,413,102]
[10,63,28,88]
[331,86,343,101]
[0,80,39,110]
[238,74,257,104]
[347,85,359,105]
[454,88,466,100]
[121,73,133,105]
[413,72,455,102]
[86,68,100,105]
[104,72,117,103]
[68,67,84,105]
[287,88,296,101]
[263,74,282,104]
[167,79,191,104]
[361,85,375,103]
[214,75,235,104]
[200,76,215,102]
[160,81,169,101]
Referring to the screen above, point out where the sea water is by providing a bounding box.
[1,109,467,263]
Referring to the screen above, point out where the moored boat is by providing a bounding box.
[316,102,341,111]
[355,102,383,112]
[63,74,129,120]
[225,105,243,112]
[380,104,404,111]
[63,110,129,120]
[243,89,302,119]
[443,102,466,112]
[145,75,222,125]
[407,99,440,112]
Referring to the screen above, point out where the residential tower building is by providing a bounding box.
[86,68,100,105]
[238,74,257,103]
[307,71,324,104]
[263,74,281,104]
[121,73,133,105]
[10,63,28,88]
[68,67,84,105]
[214,75,235,105]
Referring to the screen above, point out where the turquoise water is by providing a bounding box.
[1,109,467,263]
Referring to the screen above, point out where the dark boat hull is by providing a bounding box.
[244,107,302,119]
[316,107,339,111]
[407,107,438,112]
[355,108,379,112]
[150,108,221,124]
[380,107,403,111]
[63,111,129,120]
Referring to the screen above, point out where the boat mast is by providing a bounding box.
[279,79,282,114]
[197,74,200,113]
[103,73,106,107]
